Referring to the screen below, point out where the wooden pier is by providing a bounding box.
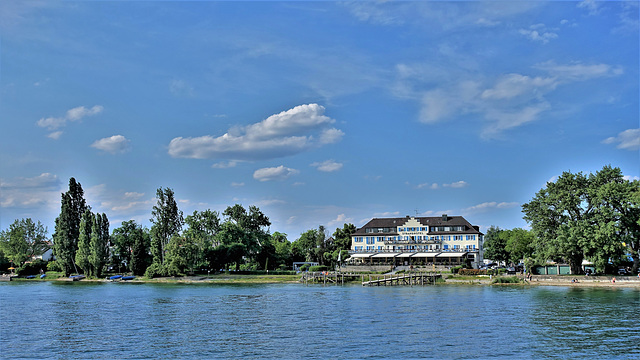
[299,272,442,286]
[362,273,441,286]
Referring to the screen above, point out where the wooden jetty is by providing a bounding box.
[362,273,441,286]
[299,271,442,286]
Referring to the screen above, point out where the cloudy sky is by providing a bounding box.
[1,1,638,241]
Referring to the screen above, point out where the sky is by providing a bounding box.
[1,1,638,242]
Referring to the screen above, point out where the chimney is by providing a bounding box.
[442,214,448,222]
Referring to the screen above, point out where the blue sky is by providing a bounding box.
[1,1,638,241]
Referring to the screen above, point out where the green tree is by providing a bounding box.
[131,225,151,276]
[75,210,94,274]
[53,178,88,276]
[271,232,292,269]
[150,187,184,266]
[184,209,220,270]
[0,218,48,266]
[89,213,109,278]
[503,228,534,264]
[112,220,137,272]
[222,204,271,258]
[523,165,636,274]
[482,226,507,264]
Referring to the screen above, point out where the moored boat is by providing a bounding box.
[70,275,85,281]
[109,275,123,281]
[121,276,135,281]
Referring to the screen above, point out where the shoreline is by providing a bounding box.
[5,273,640,287]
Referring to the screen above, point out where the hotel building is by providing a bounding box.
[349,214,484,268]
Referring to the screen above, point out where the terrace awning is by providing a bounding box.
[437,252,468,258]
[349,253,373,258]
[372,253,399,258]
[411,252,440,257]
[396,253,415,258]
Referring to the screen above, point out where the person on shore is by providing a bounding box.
[612,277,616,284]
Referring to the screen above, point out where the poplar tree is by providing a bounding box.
[75,209,94,275]
[150,187,183,265]
[53,178,88,276]
[89,213,109,278]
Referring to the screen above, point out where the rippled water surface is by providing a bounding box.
[1,282,639,359]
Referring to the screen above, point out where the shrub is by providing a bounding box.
[309,265,329,272]
[459,269,487,275]
[47,260,63,272]
[18,259,48,276]
[492,276,521,284]
[451,265,464,274]
[299,264,310,272]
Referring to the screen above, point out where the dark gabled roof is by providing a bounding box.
[352,215,483,236]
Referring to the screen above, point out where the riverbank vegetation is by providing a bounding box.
[1,165,638,279]
[0,178,354,279]
[485,165,639,275]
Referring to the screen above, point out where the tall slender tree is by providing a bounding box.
[89,213,109,278]
[75,209,94,274]
[150,187,183,265]
[53,178,88,276]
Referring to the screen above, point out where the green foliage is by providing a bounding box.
[483,226,508,264]
[47,260,63,272]
[491,276,521,284]
[89,213,109,278]
[451,265,464,274]
[17,259,48,276]
[75,210,93,274]
[523,165,637,274]
[299,264,310,272]
[53,178,88,276]
[309,265,328,272]
[150,187,184,266]
[0,218,48,266]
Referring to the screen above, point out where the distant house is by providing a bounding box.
[349,214,484,268]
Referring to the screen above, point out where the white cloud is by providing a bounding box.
[90,135,130,154]
[253,165,299,182]
[311,160,343,172]
[231,182,245,187]
[328,213,354,227]
[37,105,103,131]
[623,175,640,181]
[577,0,600,15]
[481,74,557,100]
[212,161,238,169]
[0,173,62,209]
[417,181,468,189]
[464,201,520,213]
[602,128,640,150]
[534,61,623,81]
[443,181,469,188]
[47,131,63,140]
[373,211,401,217]
[519,24,558,44]
[414,60,623,138]
[168,104,343,161]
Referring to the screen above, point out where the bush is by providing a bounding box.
[492,276,521,284]
[18,259,48,276]
[309,265,329,272]
[299,264,310,272]
[451,265,464,274]
[47,260,63,272]
[459,269,487,275]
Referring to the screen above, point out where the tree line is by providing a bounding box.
[0,178,356,277]
[484,165,639,275]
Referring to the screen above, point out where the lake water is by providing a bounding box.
[1,282,639,359]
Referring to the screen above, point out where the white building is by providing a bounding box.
[349,214,484,268]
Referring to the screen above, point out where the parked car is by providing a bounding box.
[618,268,629,275]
